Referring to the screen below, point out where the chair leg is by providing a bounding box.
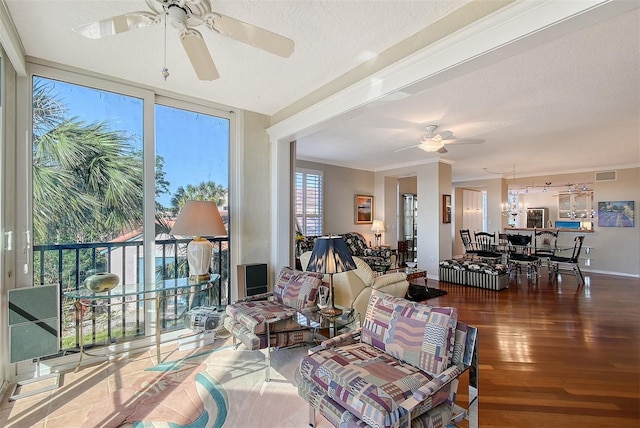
[549,263,558,284]
[527,261,540,281]
[265,323,272,382]
[573,264,585,286]
[308,404,316,427]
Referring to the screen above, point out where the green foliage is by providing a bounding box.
[32,79,144,245]
[170,182,227,215]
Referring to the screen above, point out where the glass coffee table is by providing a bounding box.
[300,306,360,340]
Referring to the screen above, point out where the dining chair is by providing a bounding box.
[549,235,585,286]
[533,229,558,271]
[459,229,479,260]
[473,231,502,262]
[506,234,540,280]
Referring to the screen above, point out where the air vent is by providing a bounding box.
[595,170,616,182]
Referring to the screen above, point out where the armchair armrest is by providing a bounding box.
[398,365,463,412]
[372,272,408,288]
[314,327,362,351]
[412,365,463,400]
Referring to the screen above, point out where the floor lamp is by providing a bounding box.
[306,236,357,317]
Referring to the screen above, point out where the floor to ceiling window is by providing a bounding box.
[154,100,230,301]
[32,75,145,348]
[25,66,231,354]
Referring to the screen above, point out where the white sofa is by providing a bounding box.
[299,251,409,318]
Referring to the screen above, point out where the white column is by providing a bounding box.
[416,161,452,279]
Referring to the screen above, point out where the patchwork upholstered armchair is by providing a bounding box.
[224,266,324,381]
[298,290,479,428]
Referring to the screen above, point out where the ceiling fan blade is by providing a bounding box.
[394,144,420,153]
[438,130,454,140]
[73,12,156,39]
[181,29,219,81]
[444,138,485,145]
[206,13,295,58]
[437,146,448,154]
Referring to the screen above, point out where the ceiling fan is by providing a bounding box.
[395,125,484,154]
[72,0,295,81]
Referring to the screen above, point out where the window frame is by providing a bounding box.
[295,167,323,236]
[19,63,236,287]
[11,62,239,350]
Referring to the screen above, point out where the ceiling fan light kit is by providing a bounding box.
[73,0,295,81]
[395,124,484,154]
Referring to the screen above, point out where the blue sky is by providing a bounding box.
[37,76,229,207]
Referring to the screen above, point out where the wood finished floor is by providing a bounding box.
[428,270,640,427]
[1,270,638,427]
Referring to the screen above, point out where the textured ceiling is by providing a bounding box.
[4,0,640,182]
[297,5,640,181]
[5,0,472,115]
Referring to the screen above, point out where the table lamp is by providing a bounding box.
[306,236,357,317]
[170,200,227,283]
[371,219,385,247]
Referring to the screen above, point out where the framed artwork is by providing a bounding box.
[355,194,373,224]
[597,201,635,227]
[443,194,451,223]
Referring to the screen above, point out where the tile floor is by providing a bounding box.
[0,339,222,428]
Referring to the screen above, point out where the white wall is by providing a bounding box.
[239,111,272,265]
[296,160,376,242]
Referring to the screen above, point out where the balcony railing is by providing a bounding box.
[33,237,229,353]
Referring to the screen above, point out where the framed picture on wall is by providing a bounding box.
[597,201,635,227]
[355,194,373,224]
[443,194,452,223]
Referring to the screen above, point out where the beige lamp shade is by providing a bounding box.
[371,219,385,247]
[170,200,227,280]
[371,220,385,233]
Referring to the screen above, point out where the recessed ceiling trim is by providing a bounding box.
[267,0,630,145]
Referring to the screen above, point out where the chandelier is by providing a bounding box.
[501,194,524,218]
[501,165,524,218]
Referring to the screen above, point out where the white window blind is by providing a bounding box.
[295,169,323,236]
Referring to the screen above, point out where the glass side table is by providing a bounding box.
[64,275,219,370]
[318,307,361,339]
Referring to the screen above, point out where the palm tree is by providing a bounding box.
[170,182,227,216]
[32,78,144,244]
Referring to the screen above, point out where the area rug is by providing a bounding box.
[82,342,312,428]
[405,284,448,302]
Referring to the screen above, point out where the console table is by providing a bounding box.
[64,275,219,370]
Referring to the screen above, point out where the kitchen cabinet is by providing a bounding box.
[557,192,593,219]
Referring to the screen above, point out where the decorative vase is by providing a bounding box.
[84,273,119,292]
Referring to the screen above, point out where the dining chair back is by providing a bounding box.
[533,229,558,258]
[473,231,502,262]
[474,231,496,252]
[459,229,478,260]
[549,235,585,286]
